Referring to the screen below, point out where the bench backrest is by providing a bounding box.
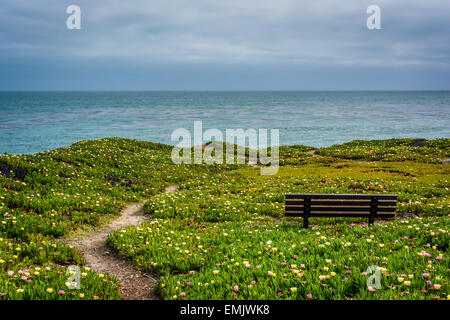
[284,193,397,218]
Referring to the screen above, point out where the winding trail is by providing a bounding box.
[62,185,178,300]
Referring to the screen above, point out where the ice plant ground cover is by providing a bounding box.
[0,138,449,299]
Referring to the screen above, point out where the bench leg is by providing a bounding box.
[303,216,309,228]
[368,216,374,226]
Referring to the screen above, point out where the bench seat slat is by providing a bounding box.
[285,211,395,216]
[285,193,397,200]
[285,206,396,212]
[285,200,397,206]
[285,212,395,218]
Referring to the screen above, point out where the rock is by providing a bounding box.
[409,139,427,147]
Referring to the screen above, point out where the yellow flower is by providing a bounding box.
[398,277,404,282]
[379,244,385,248]
[213,270,219,275]
[408,274,414,279]
[79,293,85,298]
[434,284,441,289]
[290,287,297,293]
[46,288,53,293]
[330,272,336,277]
[173,295,177,299]
[404,281,411,286]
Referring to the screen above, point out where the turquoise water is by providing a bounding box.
[0,91,449,154]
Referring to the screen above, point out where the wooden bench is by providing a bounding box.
[284,193,397,228]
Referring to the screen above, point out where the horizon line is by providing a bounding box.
[1,89,450,93]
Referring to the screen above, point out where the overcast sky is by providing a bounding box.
[1,0,449,90]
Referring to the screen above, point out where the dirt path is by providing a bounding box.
[62,185,178,300]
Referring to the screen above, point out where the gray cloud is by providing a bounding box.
[0,0,449,89]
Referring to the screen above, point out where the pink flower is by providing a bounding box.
[361,272,368,276]
[423,273,430,277]
[234,286,239,291]
[303,248,308,251]
[433,296,440,299]
[368,288,376,292]
[306,294,312,299]
[180,292,186,297]
[345,270,351,274]
[58,290,65,294]
[278,292,283,297]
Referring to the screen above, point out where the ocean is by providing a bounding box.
[0,91,449,155]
